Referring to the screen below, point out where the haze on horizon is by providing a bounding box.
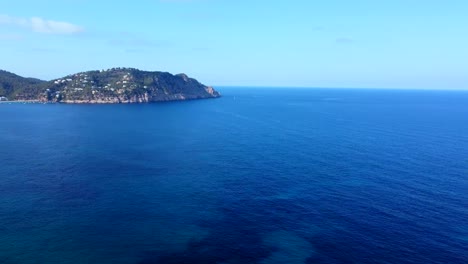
[1,0,467,89]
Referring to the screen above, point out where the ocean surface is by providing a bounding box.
[0,88,467,264]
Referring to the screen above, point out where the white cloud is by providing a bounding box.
[0,14,84,35]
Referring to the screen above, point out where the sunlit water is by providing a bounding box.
[1,88,467,263]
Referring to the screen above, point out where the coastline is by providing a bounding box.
[0,100,43,104]
[0,96,220,105]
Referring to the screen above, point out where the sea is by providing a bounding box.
[0,87,467,264]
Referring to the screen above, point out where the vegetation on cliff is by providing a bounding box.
[0,70,46,100]
[0,68,220,103]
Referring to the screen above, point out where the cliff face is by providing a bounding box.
[0,68,220,103]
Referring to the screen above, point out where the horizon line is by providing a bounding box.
[211,85,468,91]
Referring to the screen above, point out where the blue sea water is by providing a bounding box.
[0,88,467,264]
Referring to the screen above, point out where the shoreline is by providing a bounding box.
[0,101,43,104]
[0,96,220,105]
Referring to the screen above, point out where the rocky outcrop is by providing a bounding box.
[0,68,220,103]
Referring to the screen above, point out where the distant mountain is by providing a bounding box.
[0,68,220,103]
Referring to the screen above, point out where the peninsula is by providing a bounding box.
[0,68,220,103]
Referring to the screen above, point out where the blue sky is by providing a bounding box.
[1,0,467,89]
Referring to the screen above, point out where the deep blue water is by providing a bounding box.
[1,88,467,264]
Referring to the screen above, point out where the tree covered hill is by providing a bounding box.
[0,68,220,103]
[0,70,46,100]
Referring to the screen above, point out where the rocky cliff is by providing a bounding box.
[0,68,220,103]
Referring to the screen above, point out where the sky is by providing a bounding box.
[1,0,467,89]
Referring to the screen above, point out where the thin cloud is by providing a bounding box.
[159,0,207,2]
[336,37,354,44]
[31,47,59,53]
[124,48,145,53]
[0,14,84,35]
[0,33,24,41]
[108,32,172,48]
